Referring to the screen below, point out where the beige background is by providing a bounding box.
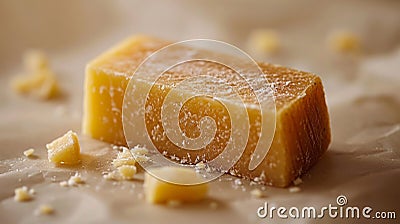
[0,0,400,223]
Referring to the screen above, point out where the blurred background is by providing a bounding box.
[1,0,400,71]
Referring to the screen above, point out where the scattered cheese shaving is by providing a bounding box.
[112,147,136,168]
[23,148,35,157]
[67,173,85,186]
[14,186,33,202]
[103,171,120,181]
[60,173,85,187]
[105,145,150,181]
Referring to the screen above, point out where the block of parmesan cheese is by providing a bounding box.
[82,35,331,187]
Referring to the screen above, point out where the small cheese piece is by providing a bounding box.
[11,50,59,100]
[247,29,281,55]
[67,173,85,186]
[82,35,331,187]
[14,186,33,202]
[144,167,208,204]
[35,204,54,215]
[328,31,361,54]
[46,130,81,165]
[105,147,140,181]
[117,165,137,180]
[60,173,85,187]
[23,148,35,157]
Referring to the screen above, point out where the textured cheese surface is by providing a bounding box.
[83,35,331,187]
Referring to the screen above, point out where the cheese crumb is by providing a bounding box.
[23,148,35,157]
[67,173,85,186]
[289,186,301,193]
[10,50,59,100]
[103,170,122,180]
[117,165,137,180]
[250,188,265,198]
[130,145,149,155]
[293,177,303,186]
[60,173,85,187]
[248,29,281,55]
[112,148,136,168]
[106,146,150,181]
[46,130,81,165]
[35,204,54,215]
[103,171,120,181]
[328,31,361,54]
[14,186,33,202]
